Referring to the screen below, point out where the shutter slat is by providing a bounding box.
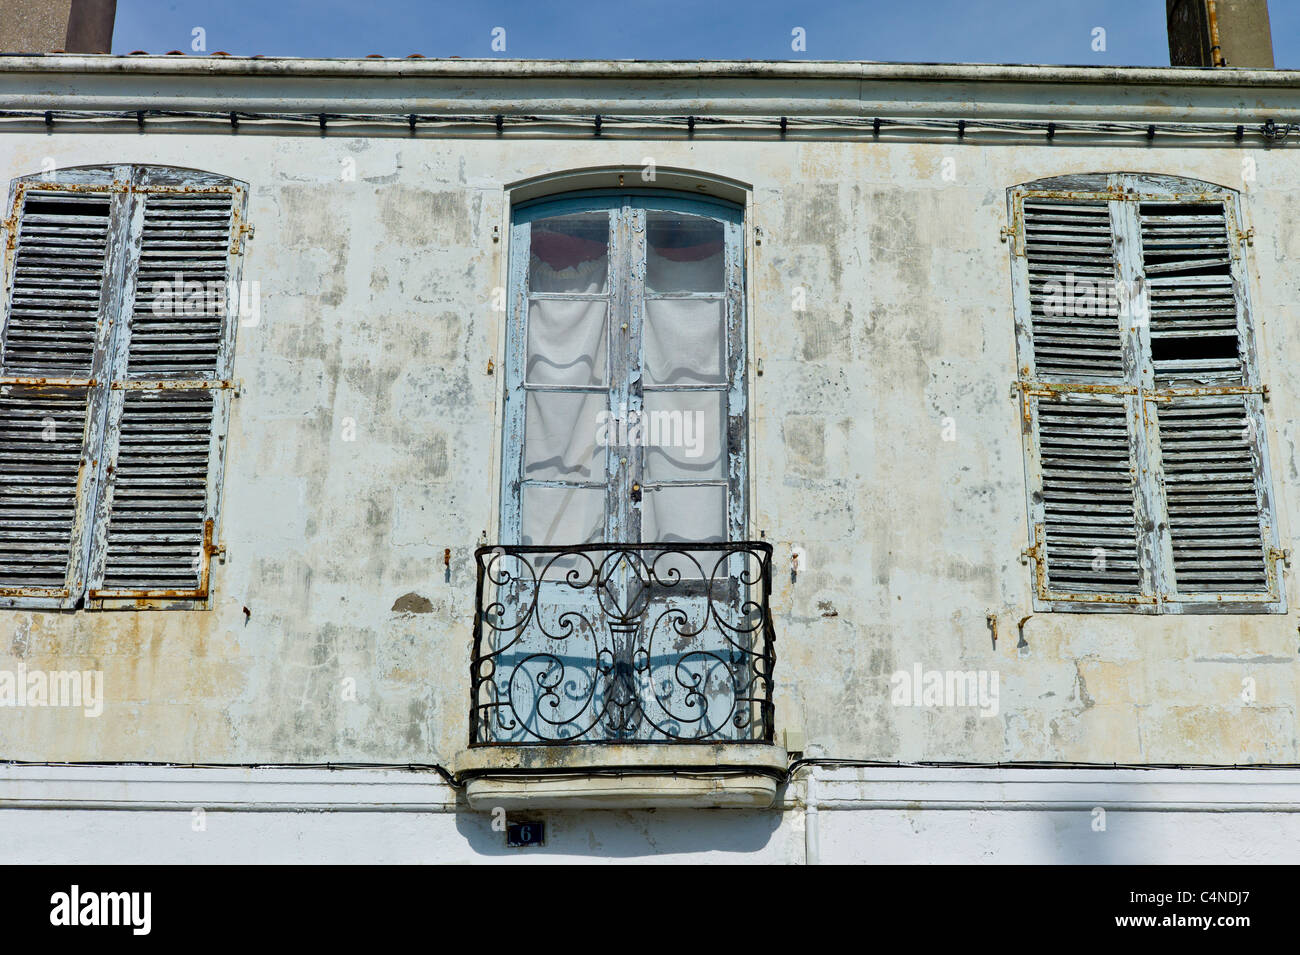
[1140,202,1243,384]
[2,191,111,377]
[0,186,110,603]
[1022,198,1123,379]
[0,387,88,593]
[98,389,214,593]
[1158,397,1268,593]
[125,192,235,380]
[1036,399,1143,595]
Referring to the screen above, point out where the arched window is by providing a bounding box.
[473,188,772,745]
[499,190,748,549]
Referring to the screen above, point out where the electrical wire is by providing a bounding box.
[0,108,1295,144]
[784,757,1300,782]
[9,756,1298,793]
[0,757,464,789]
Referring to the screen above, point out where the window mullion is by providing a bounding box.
[499,219,530,545]
[723,218,746,542]
[1135,394,1176,606]
[1112,189,1173,606]
[626,205,646,546]
[81,168,145,601]
[606,203,643,545]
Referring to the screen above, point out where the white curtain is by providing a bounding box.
[520,211,729,548]
[644,300,724,385]
[527,300,607,386]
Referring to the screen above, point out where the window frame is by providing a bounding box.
[0,164,248,611]
[499,188,748,550]
[1007,172,1286,614]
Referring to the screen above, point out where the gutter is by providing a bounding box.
[0,59,1295,125]
[0,56,1295,88]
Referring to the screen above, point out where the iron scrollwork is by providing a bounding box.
[469,542,775,745]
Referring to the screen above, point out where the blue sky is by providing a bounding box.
[113,0,1299,66]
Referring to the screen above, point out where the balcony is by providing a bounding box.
[458,542,785,808]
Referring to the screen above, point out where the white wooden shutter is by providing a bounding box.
[1155,396,1272,599]
[1010,174,1282,613]
[1139,200,1243,385]
[0,178,119,608]
[87,171,247,606]
[1027,393,1149,603]
[1021,198,1124,380]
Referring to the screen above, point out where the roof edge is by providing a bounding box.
[0,55,1297,87]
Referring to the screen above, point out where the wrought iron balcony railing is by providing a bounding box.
[470,542,775,745]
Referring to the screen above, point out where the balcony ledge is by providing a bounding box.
[456,743,788,810]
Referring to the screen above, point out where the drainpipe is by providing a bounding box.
[804,764,820,865]
[1207,1,1227,66]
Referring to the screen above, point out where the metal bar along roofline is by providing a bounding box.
[0,56,1297,86]
[0,56,1296,124]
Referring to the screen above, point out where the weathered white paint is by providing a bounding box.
[0,59,1298,860]
[2,765,1298,863]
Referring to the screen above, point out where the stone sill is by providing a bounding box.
[456,743,788,810]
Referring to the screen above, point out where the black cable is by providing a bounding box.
[7,756,1294,794]
[0,108,1293,143]
[784,756,1300,783]
[1,758,465,790]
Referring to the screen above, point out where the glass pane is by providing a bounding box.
[642,484,726,544]
[644,299,724,385]
[527,300,608,386]
[522,485,604,547]
[645,211,725,294]
[642,390,726,482]
[524,391,606,482]
[529,212,609,294]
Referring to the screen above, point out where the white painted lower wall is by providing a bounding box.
[2,765,1297,864]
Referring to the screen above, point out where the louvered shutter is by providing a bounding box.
[87,174,247,604]
[0,180,118,608]
[1012,174,1283,613]
[1029,395,1145,600]
[1156,396,1272,599]
[1139,201,1244,385]
[1015,184,1149,606]
[1021,198,1125,380]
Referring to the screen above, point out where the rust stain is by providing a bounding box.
[87,518,220,602]
[110,380,233,390]
[1,377,96,388]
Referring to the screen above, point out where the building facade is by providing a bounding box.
[0,56,1298,862]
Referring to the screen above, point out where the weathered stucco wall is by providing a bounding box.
[0,128,1297,766]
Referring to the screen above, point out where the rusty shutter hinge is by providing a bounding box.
[231,222,254,254]
[205,528,227,565]
[1022,525,1049,598]
[1268,547,1290,568]
[1239,227,1255,247]
[1000,225,1015,243]
[2,214,16,250]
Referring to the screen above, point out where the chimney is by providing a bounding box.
[1167,0,1275,68]
[0,0,116,54]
